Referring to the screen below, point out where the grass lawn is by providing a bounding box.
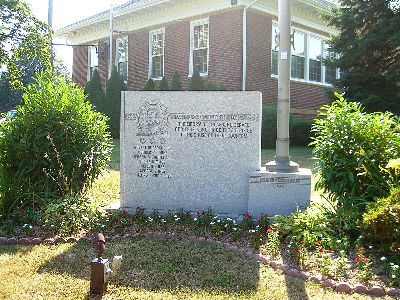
[0,237,392,300]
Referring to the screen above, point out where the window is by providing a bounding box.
[88,46,98,80]
[271,22,339,85]
[291,30,305,79]
[324,43,337,84]
[190,18,209,76]
[149,28,165,79]
[309,35,322,82]
[271,23,279,75]
[116,37,128,83]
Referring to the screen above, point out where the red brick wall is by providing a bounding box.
[208,9,242,90]
[72,46,88,87]
[164,20,190,89]
[71,7,330,111]
[128,30,149,91]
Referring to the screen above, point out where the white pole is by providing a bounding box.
[108,5,113,78]
[266,0,298,172]
[242,0,261,91]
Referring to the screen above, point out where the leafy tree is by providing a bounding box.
[158,76,169,91]
[84,69,105,113]
[0,0,52,88]
[170,71,183,91]
[0,57,69,112]
[105,66,127,138]
[144,78,156,91]
[326,1,400,114]
[188,70,205,91]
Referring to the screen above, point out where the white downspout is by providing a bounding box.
[242,0,261,91]
[108,4,114,79]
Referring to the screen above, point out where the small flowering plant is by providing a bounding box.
[21,223,34,236]
[388,262,400,287]
[107,209,132,232]
[133,206,147,228]
[288,237,307,267]
[355,247,372,282]
[316,245,331,276]
[261,226,280,258]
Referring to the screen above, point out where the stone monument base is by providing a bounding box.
[248,167,311,217]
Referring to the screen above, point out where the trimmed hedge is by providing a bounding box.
[261,106,312,149]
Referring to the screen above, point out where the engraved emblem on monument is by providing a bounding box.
[137,102,169,136]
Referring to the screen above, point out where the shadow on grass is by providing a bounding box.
[281,253,308,300]
[37,236,260,294]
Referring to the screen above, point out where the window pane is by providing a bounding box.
[118,62,127,82]
[117,38,128,82]
[309,35,322,82]
[292,30,305,56]
[90,46,98,67]
[272,24,279,51]
[291,55,305,79]
[152,56,163,78]
[194,24,208,49]
[309,35,322,60]
[324,43,336,84]
[309,59,321,82]
[152,33,163,56]
[271,50,278,75]
[193,48,208,74]
[150,30,164,78]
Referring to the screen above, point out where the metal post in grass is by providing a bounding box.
[265,0,299,173]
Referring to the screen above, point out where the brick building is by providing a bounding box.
[56,0,338,114]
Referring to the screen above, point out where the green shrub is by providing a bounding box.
[84,69,105,113]
[261,106,277,149]
[43,195,106,235]
[188,71,205,91]
[158,77,169,91]
[0,71,112,216]
[144,78,156,91]
[105,67,126,138]
[205,83,226,91]
[362,187,400,245]
[170,71,183,91]
[262,107,312,148]
[311,94,400,202]
[290,118,313,147]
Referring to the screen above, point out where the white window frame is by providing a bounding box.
[271,21,339,87]
[308,33,323,83]
[115,36,128,84]
[148,27,165,80]
[189,17,209,77]
[87,45,98,81]
[290,29,306,80]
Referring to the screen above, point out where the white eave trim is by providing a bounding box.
[56,0,171,37]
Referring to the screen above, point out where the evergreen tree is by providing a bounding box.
[84,69,105,113]
[326,1,400,114]
[188,70,205,91]
[170,71,183,91]
[158,76,169,91]
[144,78,156,91]
[105,67,127,138]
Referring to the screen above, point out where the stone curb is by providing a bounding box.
[1,233,399,297]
